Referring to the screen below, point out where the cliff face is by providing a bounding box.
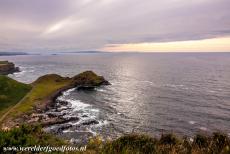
[0,61,19,75]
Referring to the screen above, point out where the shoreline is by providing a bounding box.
[0,71,110,130]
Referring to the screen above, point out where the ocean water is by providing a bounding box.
[1,52,230,140]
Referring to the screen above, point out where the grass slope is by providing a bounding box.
[0,75,31,116]
[7,74,71,118]
[5,71,108,120]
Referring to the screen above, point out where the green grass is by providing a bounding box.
[4,71,108,119]
[7,74,71,118]
[0,61,9,65]
[0,75,31,116]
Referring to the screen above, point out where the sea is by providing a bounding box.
[1,52,230,141]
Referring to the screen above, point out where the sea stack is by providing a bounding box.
[0,61,19,75]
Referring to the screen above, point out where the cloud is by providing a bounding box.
[0,0,230,52]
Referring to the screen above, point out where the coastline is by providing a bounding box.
[0,70,230,153]
[0,71,110,130]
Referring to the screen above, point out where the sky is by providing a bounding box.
[0,0,230,52]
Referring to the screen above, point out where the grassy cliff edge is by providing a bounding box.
[0,71,109,128]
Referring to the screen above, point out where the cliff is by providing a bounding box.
[0,61,19,75]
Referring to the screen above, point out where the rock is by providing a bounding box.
[77,86,96,91]
[82,120,99,126]
[62,116,79,122]
[56,100,69,106]
[46,112,66,118]
[0,61,20,75]
[72,71,111,87]
[51,124,73,134]
[28,117,39,123]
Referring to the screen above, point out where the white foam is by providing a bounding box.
[62,88,76,96]
[69,99,91,111]
[90,108,100,112]
[189,121,196,125]
[96,120,109,127]
[141,80,155,85]
[199,127,207,131]
[63,129,74,133]
[95,88,106,92]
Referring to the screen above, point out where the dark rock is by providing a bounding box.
[77,86,96,91]
[57,100,69,106]
[47,112,66,118]
[57,124,73,132]
[82,120,99,126]
[72,71,111,87]
[0,61,20,75]
[63,116,79,122]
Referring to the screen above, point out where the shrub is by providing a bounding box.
[159,133,178,145]
[0,124,66,153]
[102,134,157,154]
[193,134,209,148]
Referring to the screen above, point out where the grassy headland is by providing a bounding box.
[0,71,109,128]
[0,75,31,116]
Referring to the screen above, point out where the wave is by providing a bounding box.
[188,121,196,125]
[55,89,109,138]
[199,127,208,131]
[95,87,106,92]
[61,88,76,96]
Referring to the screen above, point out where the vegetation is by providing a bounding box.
[0,61,19,75]
[6,74,71,118]
[1,71,109,126]
[0,61,9,64]
[1,125,229,154]
[87,133,230,154]
[0,125,66,153]
[0,75,31,117]
[72,71,110,86]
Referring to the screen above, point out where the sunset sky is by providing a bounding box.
[0,0,230,52]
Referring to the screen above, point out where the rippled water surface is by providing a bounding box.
[1,53,230,139]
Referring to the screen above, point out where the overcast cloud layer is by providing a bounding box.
[0,0,230,52]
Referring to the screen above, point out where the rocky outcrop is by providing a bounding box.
[0,61,19,75]
[72,71,110,86]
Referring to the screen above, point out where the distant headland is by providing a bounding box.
[0,52,28,56]
[0,61,19,75]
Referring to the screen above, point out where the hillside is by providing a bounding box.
[0,75,31,116]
